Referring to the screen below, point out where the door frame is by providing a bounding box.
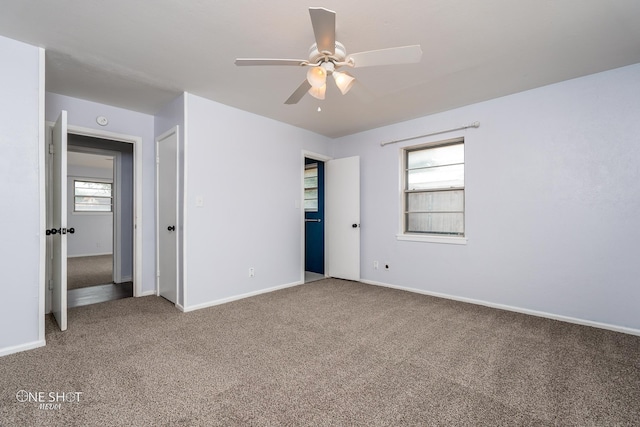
[301,150,332,283]
[45,122,143,304]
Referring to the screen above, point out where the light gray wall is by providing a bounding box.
[0,36,43,354]
[67,163,113,257]
[331,63,640,332]
[46,93,155,294]
[183,94,331,309]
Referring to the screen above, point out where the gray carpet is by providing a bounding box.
[1,279,639,426]
[67,255,113,290]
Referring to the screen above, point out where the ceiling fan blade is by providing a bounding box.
[235,58,307,66]
[284,80,312,104]
[347,45,422,68]
[309,7,336,55]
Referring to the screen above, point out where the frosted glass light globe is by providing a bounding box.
[306,66,327,88]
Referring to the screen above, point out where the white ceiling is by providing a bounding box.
[2,1,639,138]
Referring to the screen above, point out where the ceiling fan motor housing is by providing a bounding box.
[308,41,347,67]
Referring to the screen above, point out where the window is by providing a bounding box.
[402,138,464,240]
[74,180,113,212]
[304,164,319,212]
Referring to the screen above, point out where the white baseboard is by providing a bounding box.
[176,303,185,312]
[360,279,640,337]
[67,252,113,258]
[0,339,46,357]
[138,290,156,297]
[182,280,303,313]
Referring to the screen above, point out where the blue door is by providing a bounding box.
[304,158,324,274]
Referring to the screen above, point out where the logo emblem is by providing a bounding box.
[16,390,29,403]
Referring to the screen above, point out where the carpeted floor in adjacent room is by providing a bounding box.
[1,278,639,426]
[67,254,113,290]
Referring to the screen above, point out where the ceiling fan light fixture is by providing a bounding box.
[333,71,355,95]
[306,66,327,88]
[235,8,422,105]
[308,84,326,100]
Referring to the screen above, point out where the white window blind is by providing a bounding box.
[74,180,113,212]
[404,140,464,236]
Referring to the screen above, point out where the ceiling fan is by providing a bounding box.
[235,7,422,104]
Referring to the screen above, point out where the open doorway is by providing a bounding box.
[65,148,133,307]
[304,157,325,283]
[46,132,134,312]
[301,152,361,283]
[45,113,143,330]
[65,137,134,307]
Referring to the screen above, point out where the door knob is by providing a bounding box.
[45,227,75,235]
[352,223,359,228]
[167,225,175,231]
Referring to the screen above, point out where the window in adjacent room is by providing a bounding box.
[402,138,464,240]
[304,163,319,212]
[74,180,113,212]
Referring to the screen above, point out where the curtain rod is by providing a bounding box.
[380,121,480,147]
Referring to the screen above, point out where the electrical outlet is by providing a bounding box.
[373,261,379,269]
[249,267,255,278]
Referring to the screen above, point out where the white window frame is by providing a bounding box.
[73,178,114,214]
[397,137,467,245]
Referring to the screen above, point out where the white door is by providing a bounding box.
[51,111,68,331]
[156,128,179,304]
[326,156,360,281]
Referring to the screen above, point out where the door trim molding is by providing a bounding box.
[67,125,143,297]
[301,150,332,283]
[37,47,46,343]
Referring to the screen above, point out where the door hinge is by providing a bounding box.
[48,279,53,291]
[48,143,54,154]
[156,157,160,164]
